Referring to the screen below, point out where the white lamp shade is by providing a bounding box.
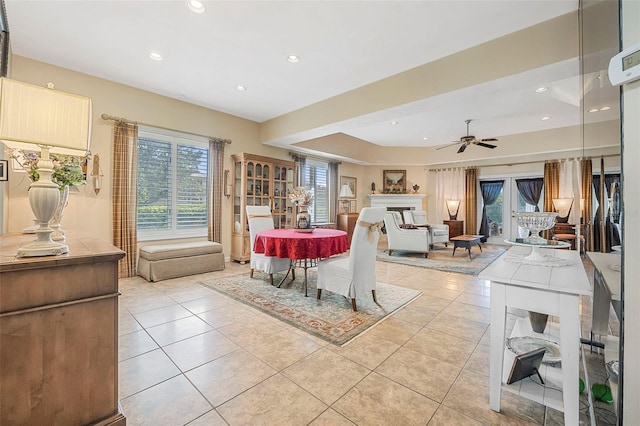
[446,199,461,219]
[552,198,573,217]
[0,78,92,154]
[339,184,354,198]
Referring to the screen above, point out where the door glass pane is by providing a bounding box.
[486,188,504,239]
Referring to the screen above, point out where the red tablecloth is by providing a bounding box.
[254,228,349,260]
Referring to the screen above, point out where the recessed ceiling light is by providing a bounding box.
[186,0,205,14]
[287,55,300,63]
[535,87,548,93]
[235,85,247,92]
[599,106,611,111]
[149,52,163,61]
[588,108,599,113]
[423,137,429,141]
[541,116,551,121]
[177,94,186,100]
[391,121,399,125]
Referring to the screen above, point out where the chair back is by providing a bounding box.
[246,205,275,253]
[402,210,414,225]
[383,211,403,233]
[412,210,428,226]
[349,207,386,274]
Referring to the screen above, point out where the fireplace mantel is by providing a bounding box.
[368,194,425,210]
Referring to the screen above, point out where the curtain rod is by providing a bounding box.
[100,113,232,144]
[428,153,620,172]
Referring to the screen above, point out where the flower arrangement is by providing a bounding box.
[289,186,313,206]
[7,148,87,190]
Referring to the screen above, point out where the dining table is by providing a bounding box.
[253,228,349,296]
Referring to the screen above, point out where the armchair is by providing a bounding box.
[383,211,430,257]
[246,205,293,285]
[317,207,386,311]
[411,210,449,248]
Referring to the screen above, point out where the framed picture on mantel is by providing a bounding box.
[383,170,406,193]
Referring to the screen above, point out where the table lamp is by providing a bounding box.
[552,198,573,223]
[0,78,92,257]
[339,184,353,213]
[446,199,461,220]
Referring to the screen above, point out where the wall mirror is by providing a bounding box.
[580,0,623,420]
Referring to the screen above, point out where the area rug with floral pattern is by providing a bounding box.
[376,243,507,275]
[198,270,421,346]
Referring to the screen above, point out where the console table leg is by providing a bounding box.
[489,282,507,412]
[559,293,581,426]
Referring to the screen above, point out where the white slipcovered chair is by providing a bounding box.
[246,205,293,285]
[317,207,386,311]
[411,210,449,248]
[383,211,431,257]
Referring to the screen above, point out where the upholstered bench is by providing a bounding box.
[138,241,225,282]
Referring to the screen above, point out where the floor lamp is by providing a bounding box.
[0,78,92,257]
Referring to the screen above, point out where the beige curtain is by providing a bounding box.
[112,121,138,278]
[465,168,477,235]
[208,138,227,243]
[543,161,560,239]
[581,158,593,251]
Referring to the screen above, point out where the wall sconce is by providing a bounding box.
[446,199,461,220]
[339,184,354,213]
[224,169,232,198]
[91,153,103,195]
[552,198,573,223]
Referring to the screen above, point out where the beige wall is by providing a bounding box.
[3,56,621,257]
[4,56,292,255]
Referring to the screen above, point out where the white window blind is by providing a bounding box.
[137,126,209,240]
[303,158,330,224]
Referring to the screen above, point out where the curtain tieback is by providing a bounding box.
[357,220,384,242]
[248,214,273,219]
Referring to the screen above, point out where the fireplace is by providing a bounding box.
[368,194,425,212]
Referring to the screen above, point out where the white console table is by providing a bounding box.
[479,245,591,426]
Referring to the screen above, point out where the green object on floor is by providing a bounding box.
[579,378,585,394]
[591,383,613,403]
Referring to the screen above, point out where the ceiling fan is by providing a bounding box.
[437,119,498,153]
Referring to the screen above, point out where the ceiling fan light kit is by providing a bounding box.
[439,119,499,153]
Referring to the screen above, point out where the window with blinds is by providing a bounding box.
[303,158,330,224]
[137,126,209,240]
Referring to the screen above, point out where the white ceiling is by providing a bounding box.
[6,0,602,156]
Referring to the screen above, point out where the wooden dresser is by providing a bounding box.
[443,220,464,239]
[337,213,359,243]
[0,232,126,425]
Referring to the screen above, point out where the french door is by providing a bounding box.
[480,176,543,244]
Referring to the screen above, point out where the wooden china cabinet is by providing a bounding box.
[231,152,295,263]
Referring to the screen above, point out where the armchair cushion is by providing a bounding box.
[411,210,449,246]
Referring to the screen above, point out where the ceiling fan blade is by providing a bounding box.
[436,142,462,150]
[481,138,498,142]
[476,142,497,149]
[457,144,467,153]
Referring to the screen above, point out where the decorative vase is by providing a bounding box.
[51,185,69,242]
[515,212,558,245]
[528,311,549,333]
[296,204,311,229]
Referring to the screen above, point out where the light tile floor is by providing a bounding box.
[117,250,616,425]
